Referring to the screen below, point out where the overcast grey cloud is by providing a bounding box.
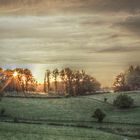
[116,15,140,35]
[0,0,140,86]
[0,0,140,15]
[97,46,140,53]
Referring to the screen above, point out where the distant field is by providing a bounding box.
[88,92,140,106]
[0,92,140,139]
[0,92,140,123]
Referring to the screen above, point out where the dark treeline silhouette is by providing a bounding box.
[44,68,101,96]
[113,65,140,92]
[1,65,140,95]
[0,67,37,93]
[0,67,101,96]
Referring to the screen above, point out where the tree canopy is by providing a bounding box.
[0,68,37,93]
[114,65,140,92]
[44,67,101,96]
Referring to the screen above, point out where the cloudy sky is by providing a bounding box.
[0,0,140,86]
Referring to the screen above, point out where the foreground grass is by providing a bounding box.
[0,92,140,139]
[0,122,135,140]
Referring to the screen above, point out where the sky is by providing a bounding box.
[0,0,140,87]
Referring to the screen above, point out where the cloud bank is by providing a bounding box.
[0,0,140,86]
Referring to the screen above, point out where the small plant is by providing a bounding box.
[0,108,5,116]
[92,108,106,123]
[113,94,134,109]
[104,98,107,102]
[14,117,19,123]
[0,94,3,101]
[65,94,71,98]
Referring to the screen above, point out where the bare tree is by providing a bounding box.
[46,69,51,93]
[44,72,47,93]
[52,68,59,93]
[64,68,73,95]
[60,69,66,94]
[24,69,33,92]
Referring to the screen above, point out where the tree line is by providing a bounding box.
[0,68,37,93]
[0,67,101,95]
[44,68,101,96]
[0,65,140,95]
[113,65,140,92]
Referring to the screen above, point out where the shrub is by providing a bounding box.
[0,108,5,116]
[113,94,134,109]
[65,94,71,98]
[14,117,19,123]
[104,98,107,102]
[92,108,106,123]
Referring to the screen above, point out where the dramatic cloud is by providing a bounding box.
[97,46,140,53]
[0,0,140,86]
[0,0,140,15]
[91,0,140,13]
[117,15,140,35]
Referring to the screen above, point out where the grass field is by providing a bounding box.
[0,122,135,140]
[0,92,140,140]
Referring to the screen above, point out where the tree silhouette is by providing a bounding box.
[24,69,33,92]
[44,72,47,93]
[46,69,51,93]
[0,68,3,72]
[74,70,82,95]
[126,65,140,90]
[52,68,59,93]
[113,73,127,92]
[0,66,101,96]
[60,69,66,94]
[114,65,140,91]
[64,68,74,95]
[14,68,25,92]
[0,68,3,88]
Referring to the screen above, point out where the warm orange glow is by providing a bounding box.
[57,78,62,82]
[49,77,62,83]
[22,75,26,83]
[13,71,18,77]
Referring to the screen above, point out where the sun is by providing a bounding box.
[13,71,18,77]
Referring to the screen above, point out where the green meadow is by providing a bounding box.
[0,92,140,140]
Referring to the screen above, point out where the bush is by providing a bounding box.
[113,94,134,109]
[92,108,106,123]
[65,94,71,98]
[0,108,5,116]
[14,117,19,123]
[104,98,107,102]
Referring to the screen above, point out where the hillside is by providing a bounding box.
[0,92,140,139]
